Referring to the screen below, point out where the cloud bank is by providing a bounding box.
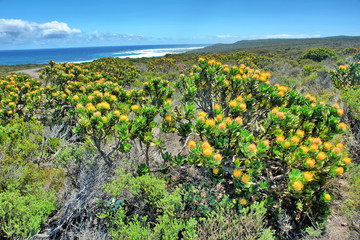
[0,19,148,49]
[0,19,81,41]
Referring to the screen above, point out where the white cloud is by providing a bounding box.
[0,19,147,49]
[0,19,81,42]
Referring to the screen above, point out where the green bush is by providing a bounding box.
[0,155,63,238]
[0,184,57,237]
[300,47,336,62]
[0,118,59,163]
[101,170,274,239]
[330,62,360,90]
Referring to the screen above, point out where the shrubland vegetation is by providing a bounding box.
[1,38,360,239]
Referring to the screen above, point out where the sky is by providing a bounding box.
[0,0,359,50]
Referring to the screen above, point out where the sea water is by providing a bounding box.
[0,44,206,65]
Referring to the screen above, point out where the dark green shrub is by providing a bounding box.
[300,47,336,62]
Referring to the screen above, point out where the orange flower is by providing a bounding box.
[219,122,227,130]
[276,136,285,143]
[337,109,344,115]
[343,157,351,165]
[291,136,300,144]
[216,114,223,121]
[213,168,219,175]
[203,148,212,156]
[338,122,347,130]
[293,181,303,191]
[324,142,332,150]
[240,103,247,110]
[237,95,243,101]
[332,147,341,154]
[277,112,285,119]
[225,117,232,124]
[93,111,101,117]
[296,130,305,137]
[233,169,242,178]
[120,115,128,121]
[310,144,319,151]
[189,141,196,149]
[206,118,216,126]
[214,153,222,162]
[284,142,291,148]
[306,158,316,167]
[198,116,205,122]
[264,139,270,146]
[241,174,250,183]
[336,167,344,175]
[317,152,326,161]
[304,172,313,181]
[214,104,221,111]
[73,95,79,100]
[313,137,322,145]
[240,198,247,205]
[114,110,121,116]
[229,100,237,108]
[248,144,257,152]
[333,103,340,109]
[336,143,343,149]
[324,193,332,201]
[235,116,243,124]
[131,105,139,111]
[272,107,279,114]
[202,142,211,149]
[165,115,172,121]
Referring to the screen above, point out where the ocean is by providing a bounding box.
[0,44,206,65]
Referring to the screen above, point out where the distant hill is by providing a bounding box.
[190,36,360,54]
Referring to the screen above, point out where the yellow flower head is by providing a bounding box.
[276,136,285,143]
[229,100,237,108]
[131,105,140,111]
[225,117,232,124]
[189,141,196,149]
[218,122,226,130]
[338,122,347,130]
[343,157,351,165]
[240,103,247,110]
[293,180,303,191]
[214,153,222,162]
[304,172,313,181]
[120,115,128,121]
[248,143,257,152]
[324,142,332,150]
[241,174,250,183]
[291,136,300,144]
[233,169,242,178]
[214,104,221,111]
[202,141,211,149]
[324,193,332,201]
[206,118,216,126]
[203,148,213,156]
[336,167,344,175]
[306,158,316,167]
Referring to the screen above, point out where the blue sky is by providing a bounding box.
[0,0,359,49]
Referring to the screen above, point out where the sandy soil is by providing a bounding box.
[14,68,42,79]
